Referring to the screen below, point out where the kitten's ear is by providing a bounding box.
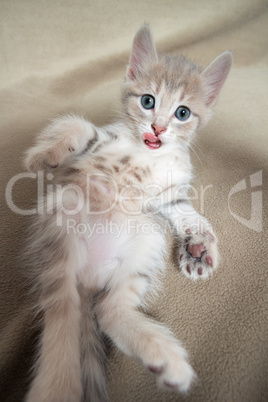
[201,51,233,107]
[127,25,158,80]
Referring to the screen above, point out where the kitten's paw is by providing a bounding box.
[25,138,77,171]
[145,343,196,393]
[179,228,218,280]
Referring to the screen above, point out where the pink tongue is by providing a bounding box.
[143,132,158,143]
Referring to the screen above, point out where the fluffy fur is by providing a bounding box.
[24,25,232,401]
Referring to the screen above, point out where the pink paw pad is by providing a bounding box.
[205,255,213,266]
[163,380,178,389]
[148,365,163,374]
[197,267,203,275]
[187,243,206,258]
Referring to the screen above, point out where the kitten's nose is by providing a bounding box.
[151,124,167,136]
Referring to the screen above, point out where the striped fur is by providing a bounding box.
[24,25,232,401]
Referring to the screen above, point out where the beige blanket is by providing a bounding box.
[1,1,267,401]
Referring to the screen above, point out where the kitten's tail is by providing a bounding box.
[79,286,109,402]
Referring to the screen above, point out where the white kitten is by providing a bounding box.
[24,25,232,402]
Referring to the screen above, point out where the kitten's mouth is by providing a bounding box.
[143,132,162,150]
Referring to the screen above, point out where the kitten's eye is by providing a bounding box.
[141,95,155,110]
[175,106,191,121]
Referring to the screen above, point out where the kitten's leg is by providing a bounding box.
[97,279,196,393]
[95,218,195,393]
[24,115,98,171]
[163,201,218,280]
[26,190,88,402]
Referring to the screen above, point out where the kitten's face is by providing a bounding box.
[122,57,210,151]
[121,25,232,153]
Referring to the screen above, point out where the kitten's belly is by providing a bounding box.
[76,215,133,289]
[76,211,163,290]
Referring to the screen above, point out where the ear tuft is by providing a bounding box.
[201,51,233,107]
[127,24,158,80]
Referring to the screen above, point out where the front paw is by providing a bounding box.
[25,139,77,172]
[179,228,218,280]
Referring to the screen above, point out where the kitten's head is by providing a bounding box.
[122,25,232,152]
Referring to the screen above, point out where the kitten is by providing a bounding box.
[24,25,232,402]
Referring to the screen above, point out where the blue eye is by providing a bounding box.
[141,95,155,109]
[175,106,191,121]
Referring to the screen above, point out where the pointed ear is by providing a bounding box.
[127,25,158,80]
[201,51,233,107]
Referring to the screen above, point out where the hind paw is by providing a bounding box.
[145,343,196,393]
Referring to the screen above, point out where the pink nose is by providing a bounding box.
[151,124,167,136]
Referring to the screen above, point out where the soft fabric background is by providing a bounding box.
[0,1,267,401]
